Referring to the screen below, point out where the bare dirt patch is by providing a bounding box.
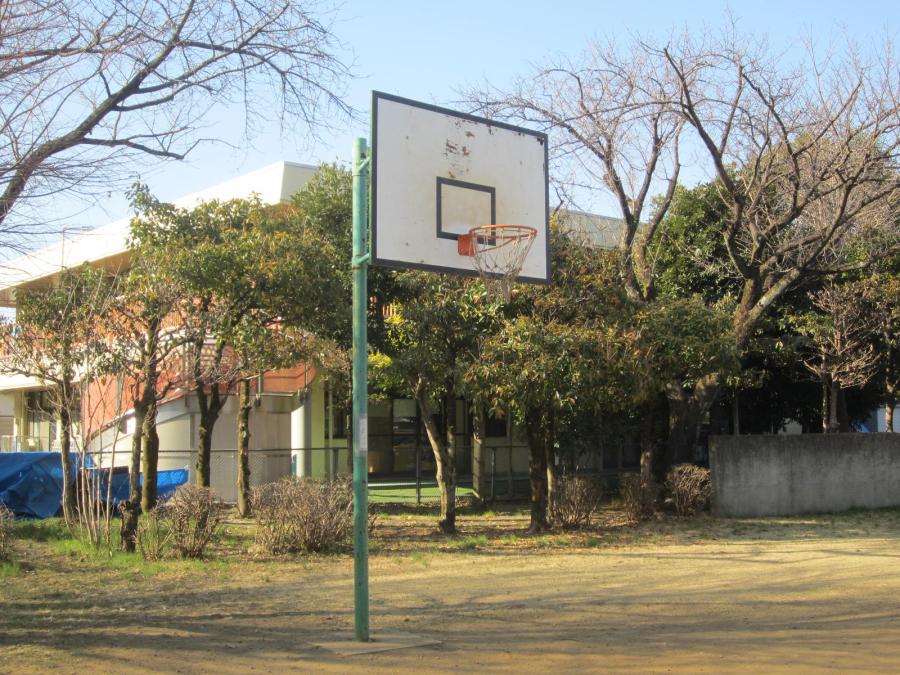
[2,508,899,673]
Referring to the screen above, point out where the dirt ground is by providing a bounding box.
[2,508,900,673]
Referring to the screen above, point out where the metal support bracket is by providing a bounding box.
[353,156,371,176]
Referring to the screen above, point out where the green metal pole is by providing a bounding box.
[351,137,370,642]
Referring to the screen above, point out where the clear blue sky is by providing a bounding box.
[45,0,898,234]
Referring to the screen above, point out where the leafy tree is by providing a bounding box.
[121,191,267,488]
[206,197,347,517]
[0,265,113,524]
[468,229,644,531]
[288,164,398,435]
[650,182,821,436]
[125,168,350,516]
[106,205,187,550]
[473,317,638,531]
[372,274,495,533]
[635,297,739,467]
[650,183,737,305]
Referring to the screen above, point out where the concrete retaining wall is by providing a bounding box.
[709,434,900,517]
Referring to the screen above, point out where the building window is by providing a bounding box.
[326,404,347,439]
[25,391,56,449]
[485,412,507,438]
[122,415,137,436]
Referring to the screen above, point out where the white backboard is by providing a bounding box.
[371,92,549,282]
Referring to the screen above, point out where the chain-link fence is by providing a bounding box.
[97,435,642,505]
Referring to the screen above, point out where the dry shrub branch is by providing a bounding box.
[666,464,711,517]
[253,477,353,554]
[620,474,659,522]
[550,474,602,529]
[0,504,14,561]
[166,486,223,559]
[136,506,174,561]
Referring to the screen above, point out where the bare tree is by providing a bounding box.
[799,283,880,432]
[657,31,899,456]
[467,38,683,303]
[468,27,900,462]
[659,31,900,347]
[0,0,352,254]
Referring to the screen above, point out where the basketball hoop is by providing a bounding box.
[458,224,537,302]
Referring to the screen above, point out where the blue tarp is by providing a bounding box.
[0,453,66,519]
[100,465,188,505]
[0,452,188,519]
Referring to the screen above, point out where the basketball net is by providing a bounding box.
[458,225,537,302]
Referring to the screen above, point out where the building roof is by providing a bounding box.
[556,209,624,249]
[0,161,317,307]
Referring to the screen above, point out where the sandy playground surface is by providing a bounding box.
[2,509,900,673]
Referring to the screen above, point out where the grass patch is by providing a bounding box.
[452,534,488,550]
[534,534,556,548]
[1,560,21,577]
[48,535,228,577]
[410,551,430,567]
[215,524,255,554]
[13,518,71,542]
[368,485,476,504]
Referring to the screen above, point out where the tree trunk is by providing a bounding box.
[828,379,840,433]
[885,357,896,432]
[637,393,667,510]
[664,373,720,469]
[837,387,851,433]
[821,376,830,433]
[524,411,548,533]
[731,387,740,435]
[236,378,252,517]
[141,400,160,512]
[472,406,486,502]
[442,394,458,532]
[57,394,76,525]
[638,401,656,497]
[886,393,896,433]
[544,410,557,521]
[120,402,146,552]
[195,385,223,487]
[415,385,456,534]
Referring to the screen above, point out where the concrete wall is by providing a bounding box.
[710,434,900,517]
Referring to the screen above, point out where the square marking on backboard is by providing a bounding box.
[436,178,495,240]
